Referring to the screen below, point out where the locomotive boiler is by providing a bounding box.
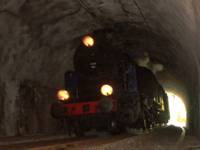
[51,34,169,136]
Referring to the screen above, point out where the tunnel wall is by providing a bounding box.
[137,0,200,136]
[0,0,199,136]
[0,2,77,135]
[0,78,66,136]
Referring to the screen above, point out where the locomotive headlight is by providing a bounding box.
[100,84,113,96]
[57,90,70,101]
[82,35,94,47]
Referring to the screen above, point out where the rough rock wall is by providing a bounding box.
[0,0,83,136]
[0,0,199,136]
[138,0,200,136]
[0,78,66,136]
[0,79,5,135]
[16,80,60,135]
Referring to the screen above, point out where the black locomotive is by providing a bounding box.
[51,34,169,135]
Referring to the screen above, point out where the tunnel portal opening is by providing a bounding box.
[167,92,187,127]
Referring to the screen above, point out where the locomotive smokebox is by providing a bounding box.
[99,97,113,113]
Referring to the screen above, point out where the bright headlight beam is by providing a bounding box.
[57,90,70,101]
[100,84,113,96]
[82,35,94,47]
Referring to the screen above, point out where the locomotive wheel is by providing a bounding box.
[108,120,122,134]
[118,93,141,125]
[74,128,84,137]
[119,103,141,126]
[51,102,66,118]
[73,119,85,137]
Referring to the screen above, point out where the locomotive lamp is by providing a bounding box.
[82,35,94,47]
[100,84,113,96]
[57,89,70,101]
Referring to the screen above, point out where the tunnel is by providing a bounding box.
[0,0,199,140]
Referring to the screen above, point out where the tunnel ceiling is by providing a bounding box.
[0,0,200,136]
[0,0,198,88]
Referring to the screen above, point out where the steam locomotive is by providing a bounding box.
[51,34,169,136]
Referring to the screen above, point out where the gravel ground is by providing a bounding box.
[79,126,200,150]
[1,126,200,150]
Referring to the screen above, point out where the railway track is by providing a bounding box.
[1,127,199,150]
[0,133,132,150]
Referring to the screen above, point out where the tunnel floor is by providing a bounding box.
[0,126,200,150]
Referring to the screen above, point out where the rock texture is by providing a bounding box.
[0,0,199,136]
